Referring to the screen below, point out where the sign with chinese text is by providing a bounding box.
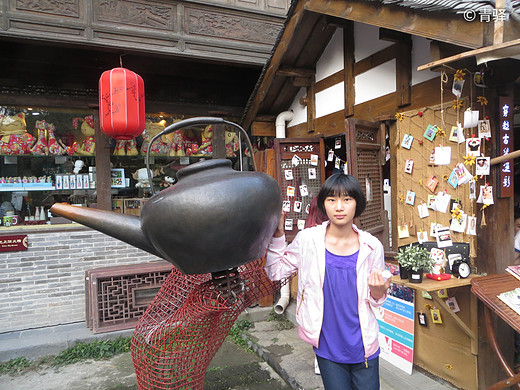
[0,234,28,252]
[498,97,514,198]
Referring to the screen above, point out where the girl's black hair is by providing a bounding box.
[317,173,366,218]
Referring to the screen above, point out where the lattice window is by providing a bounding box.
[357,148,383,231]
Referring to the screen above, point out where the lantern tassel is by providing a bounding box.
[481,209,486,227]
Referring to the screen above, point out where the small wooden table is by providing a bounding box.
[471,274,520,390]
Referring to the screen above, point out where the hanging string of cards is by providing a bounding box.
[395,69,491,258]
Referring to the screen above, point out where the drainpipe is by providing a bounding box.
[273,110,294,315]
[275,110,294,139]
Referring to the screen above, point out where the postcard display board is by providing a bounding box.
[393,100,485,389]
[274,138,325,242]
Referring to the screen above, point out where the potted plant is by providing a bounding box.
[395,244,435,283]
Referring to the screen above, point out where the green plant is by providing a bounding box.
[0,357,30,374]
[396,244,435,272]
[52,336,131,366]
[227,319,253,350]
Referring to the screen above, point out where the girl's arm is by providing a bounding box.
[367,241,390,305]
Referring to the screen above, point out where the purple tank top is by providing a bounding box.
[313,249,366,363]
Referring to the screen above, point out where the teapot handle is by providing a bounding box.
[146,117,256,195]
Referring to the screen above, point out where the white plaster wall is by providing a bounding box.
[354,23,392,62]
[355,59,396,105]
[316,31,343,82]
[316,82,345,118]
[287,87,307,128]
[412,36,438,85]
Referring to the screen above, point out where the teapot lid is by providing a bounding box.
[177,159,232,180]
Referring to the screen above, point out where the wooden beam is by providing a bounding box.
[252,121,275,137]
[344,22,355,118]
[396,35,412,107]
[418,38,520,71]
[307,77,316,133]
[292,76,312,87]
[354,43,398,77]
[276,66,315,78]
[304,0,486,49]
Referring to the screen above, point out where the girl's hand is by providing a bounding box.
[368,269,391,300]
[273,211,285,237]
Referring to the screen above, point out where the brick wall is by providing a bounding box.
[0,227,161,333]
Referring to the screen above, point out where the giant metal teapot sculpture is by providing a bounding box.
[50,117,281,275]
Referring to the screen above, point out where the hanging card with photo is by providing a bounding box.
[294,201,302,212]
[478,119,491,139]
[434,191,451,213]
[475,157,490,176]
[466,137,481,157]
[305,204,311,214]
[335,138,342,149]
[405,191,416,206]
[445,297,461,313]
[429,149,436,165]
[426,175,439,193]
[297,219,306,230]
[401,134,414,149]
[417,230,429,243]
[343,163,349,175]
[450,213,467,233]
[327,149,334,162]
[292,154,302,166]
[482,185,494,205]
[430,222,443,237]
[469,180,477,199]
[436,225,453,248]
[308,168,316,179]
[466,216,477,235]
[452,79,464,97]
[447,170,459,189]
[454,162,472,185]
[434,146,451,165]
[427,195,437,209]
[299,184,308,197]
[282,200,291,212]
[334,156,341,169]
[424,125,438,142]
[438,289,448,298]
[449,126,459,143]
[310,154,319,166]
[418,203,430,218]
[397,224,410,239]
[284,169,294,180]
[285,219,293,231]
[431,309,443,324]
[417,312,428,326]
[287,186,295,197]
[404,159,414,174]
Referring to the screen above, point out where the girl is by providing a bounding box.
[265,173,390,390]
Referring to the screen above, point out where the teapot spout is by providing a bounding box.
[49,203,162,259]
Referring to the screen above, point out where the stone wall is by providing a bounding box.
[0,227,161,333]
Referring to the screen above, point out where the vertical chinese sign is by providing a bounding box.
[498,96,514,198]
[376,284,415,374]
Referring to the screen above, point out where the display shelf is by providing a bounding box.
[0,186,55,192]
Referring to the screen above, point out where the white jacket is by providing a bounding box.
[265,221,386,359]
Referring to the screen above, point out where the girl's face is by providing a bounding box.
[324,193,357,227]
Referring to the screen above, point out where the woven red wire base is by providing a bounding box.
[130,258,283,389]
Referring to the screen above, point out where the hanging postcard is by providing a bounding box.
[436,225,453,248]
[478,119,491,139]
[335,138,342,149]
[475,157,490,176]
[445,297,461,313]
[426,175,439,193]
[334,156,341,169]
[404,158,414,174]
[287,186,295,197]
[297,219,306,230]
[305,204,310,214]
[433,191,451,213]
[294,201,302,212]
[430,222,443,237]
[327,149,334,162]
[285,219,293,231]
[469,180,477,199]
[457,123,466,144]
[431,309,443,324]
[450,213,467,233]
[447,170,459,189]
[292,154,302,166]
[452,78,464,97]
[308,168,316,179]
[405,190,416,206]
[427,195,437,209]
[466,137,481,157]
[299,184,309,197]
[434,146,451,165]
[429,149,436,165]
[282,200,291,212]
[310,154,319,166]
[284,169,294,180]
[397,224,410,239]
[343,163,348,175]
[418,230,429,244]
[466,216,477,235]
[424,125,438,142]
[454,162,472,185]
[418,203,430,219]
[401,134,414,149]
[482,185,494,205]
[449,126,459,143]
[463,109,479,128]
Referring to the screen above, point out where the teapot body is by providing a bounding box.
[141,159,281,274]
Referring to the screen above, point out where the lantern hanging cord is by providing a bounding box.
[119,54,126,68]
[146,117,256,195]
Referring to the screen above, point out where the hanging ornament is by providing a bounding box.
[418,111,423,117]
[454,69,466,82]
[436,127,447,137]
[451,206,462,222]
[452,99,463,110]
[463,155,476,166]
[99,67,146,140]
[477,96,488,106]
[395,112,404,121]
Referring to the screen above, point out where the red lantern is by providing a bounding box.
[99,67,145,140]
